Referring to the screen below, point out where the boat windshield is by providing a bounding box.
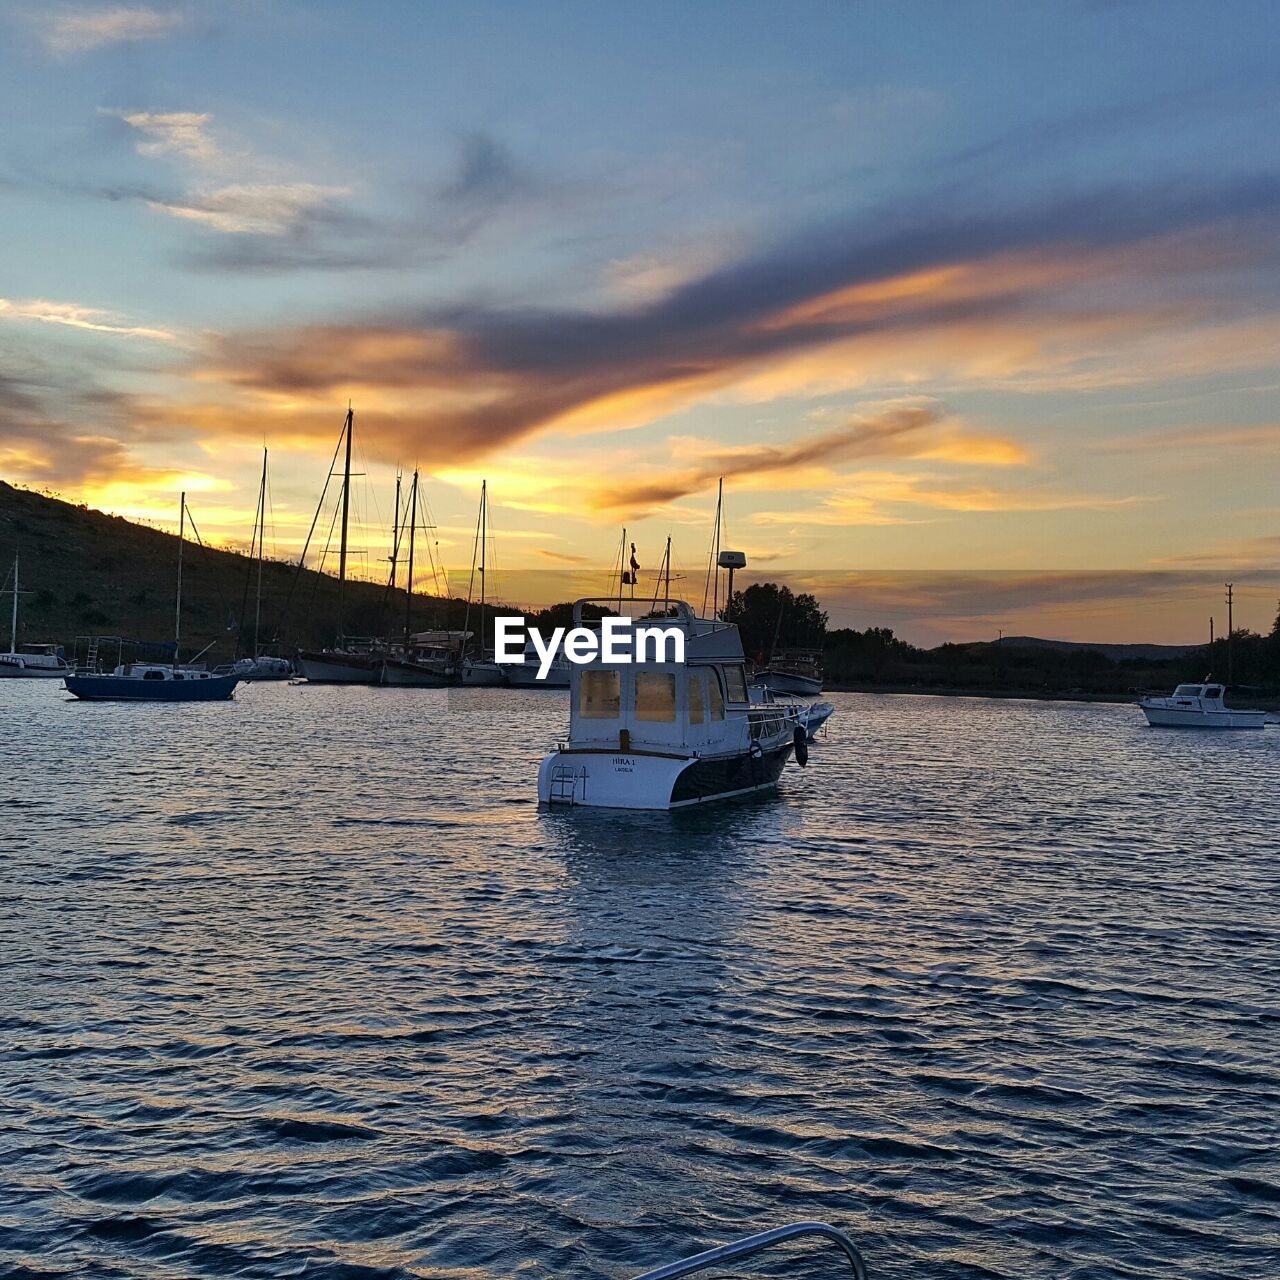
[1173,685,1203,697]
[1203,686,1222,698]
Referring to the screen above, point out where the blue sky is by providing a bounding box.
[1,1,1279,640]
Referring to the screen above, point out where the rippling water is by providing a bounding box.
[2,684,1278,1280]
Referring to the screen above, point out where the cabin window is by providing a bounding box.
[580,669,620,718]
[143,670,164,681]
[1204,687,1221,698]
[635,672,677,722]
[723,664,749,703]
[688,671,706,724]
[708,674,725,720]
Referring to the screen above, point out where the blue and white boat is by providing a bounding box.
[538,598,808,810]
[65,663,240,701]
[64,492,241,703]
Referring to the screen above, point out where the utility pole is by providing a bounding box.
[1225,583,1234,685]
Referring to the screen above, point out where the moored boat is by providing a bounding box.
[0,645,70,679]
[64,494,241,703]
[538,598,808,810]
[757,648,824,696]
[66,663,240,701]
[296,647,383,684]
[462,654,506,685]
[1139,681,1266,729]
[0,553,70,678]
[505,637,572,687]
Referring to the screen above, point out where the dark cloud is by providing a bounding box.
[592,405,946,512]
[198,171,1280,460]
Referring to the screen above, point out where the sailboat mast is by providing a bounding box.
[254,448,267,659]
[663,535,671,611]
[336,405,353,642]
[10,552,18,655]
[404,470,418,645]
[479,479,487,623]
[175,492,185,667]
[617,527,626,613]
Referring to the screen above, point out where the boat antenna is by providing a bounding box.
[336,403,354,645]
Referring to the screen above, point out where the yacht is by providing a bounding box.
[538,599,808,810]
[0,553,70,678]
[1140,682,1266,729]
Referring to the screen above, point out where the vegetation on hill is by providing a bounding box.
[0,481,494,662]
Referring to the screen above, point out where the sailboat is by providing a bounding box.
[380,469,456,686]
[0,552,71,678]
[229,448,292,680]
[63,495,242,701]
[296,407,384,683]
[460,480,506,685]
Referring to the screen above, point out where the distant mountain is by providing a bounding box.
[999,635,1203,661]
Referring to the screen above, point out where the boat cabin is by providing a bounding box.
[112,663,219,682]
[566,599,784,753]
[1170,683,1225,704]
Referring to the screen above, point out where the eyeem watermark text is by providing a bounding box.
[494,616,686,679]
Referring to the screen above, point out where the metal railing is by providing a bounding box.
[631,1221,869,1280]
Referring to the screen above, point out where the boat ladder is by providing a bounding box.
[631,1221,869,1280]
[84,638,100,673]
[548,763,585,805]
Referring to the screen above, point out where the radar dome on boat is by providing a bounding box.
[717,550,747,569]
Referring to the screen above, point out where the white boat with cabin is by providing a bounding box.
[1139,682,1266,729]
[0,553,70,678]
[538,599,809,810]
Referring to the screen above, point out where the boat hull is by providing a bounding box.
[801,700,835,738]
[758,669,823,696]
[1141,704,1265,729]
[296,652,381,684]
[462,661,507,686]
[506,663,570,688]
[380,659,451,687]
[538,741,792,810]
[64,672,241,701]
[0,658,68,679]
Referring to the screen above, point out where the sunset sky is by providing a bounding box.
[1,1,1278,642]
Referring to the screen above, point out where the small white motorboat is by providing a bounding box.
[538,598,809,810]
[1139,682,1266,729]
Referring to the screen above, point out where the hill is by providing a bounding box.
[0,481,472,662]
[999,635,1201,661]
